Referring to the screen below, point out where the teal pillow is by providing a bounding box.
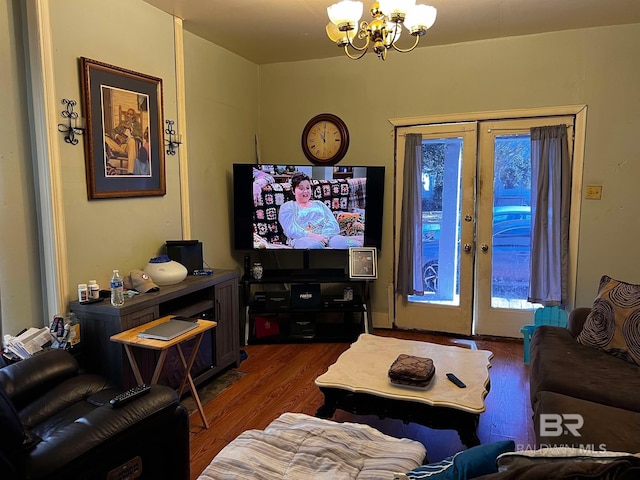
[453,440,515,478]
[406,440,515,479]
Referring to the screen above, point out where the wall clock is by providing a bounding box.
[301,113,349,166]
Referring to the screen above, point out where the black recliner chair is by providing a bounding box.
[0,349,190,479]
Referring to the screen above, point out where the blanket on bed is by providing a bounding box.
[198,413,427,480]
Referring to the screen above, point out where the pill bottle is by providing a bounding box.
[88,280,100,299]
[78,284,88,302]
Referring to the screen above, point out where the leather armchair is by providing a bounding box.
[0,349,189,479]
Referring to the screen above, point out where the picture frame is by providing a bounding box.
[349,247,378,279]
[80,57,165,199]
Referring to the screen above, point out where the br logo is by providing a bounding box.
[540,413,584,437]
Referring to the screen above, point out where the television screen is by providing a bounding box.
[233,164,385,251]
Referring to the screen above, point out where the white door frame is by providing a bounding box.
[390,105,587,334]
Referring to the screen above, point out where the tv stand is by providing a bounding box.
[242,270,372,345]
[264,268,346,282]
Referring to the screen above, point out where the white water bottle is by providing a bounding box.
[110,270,124,306]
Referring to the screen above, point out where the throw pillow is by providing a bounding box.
[576,275,640,365]
[335,212,364,236]
[403,440,515,479]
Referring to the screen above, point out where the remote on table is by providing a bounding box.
[109,384,151,408]
[446,373,466,388]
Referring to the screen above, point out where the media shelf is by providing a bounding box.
[242,271,371,345]
[71,271,240,390]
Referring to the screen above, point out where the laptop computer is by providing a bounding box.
[138,319,198,341]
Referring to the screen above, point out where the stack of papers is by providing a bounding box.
[3,327,54,359]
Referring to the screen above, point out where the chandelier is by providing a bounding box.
[326,0,437,60]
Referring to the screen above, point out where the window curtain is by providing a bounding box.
[396,133,424,296]
[528,125,571,306]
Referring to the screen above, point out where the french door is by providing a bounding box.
[394,116,575,337]
[394,123,477,335]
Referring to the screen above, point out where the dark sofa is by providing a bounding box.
[0,349,190,480]
[529,307,640,452]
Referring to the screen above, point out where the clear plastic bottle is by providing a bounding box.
[110,270,125,306]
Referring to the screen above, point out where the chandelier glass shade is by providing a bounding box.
[326,0,437,60]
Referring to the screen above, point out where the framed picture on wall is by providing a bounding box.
[80,57,166,199]
[349,247,378,279]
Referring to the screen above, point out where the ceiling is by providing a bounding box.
[141,0,640,64]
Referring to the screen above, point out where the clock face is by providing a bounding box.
[301,114,349,165]
[306,121,342,160]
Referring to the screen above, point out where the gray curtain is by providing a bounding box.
[528,125,571,306]
[396,133,424,296]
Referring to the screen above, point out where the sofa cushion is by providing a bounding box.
[576,275,640,365]
[530,326,640,413]
[476,448,640,480]
[534,391,640,452]
[0,385,27,456]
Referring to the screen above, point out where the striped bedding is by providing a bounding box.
[198,413,427,480]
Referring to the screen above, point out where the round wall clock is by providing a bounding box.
[301,113,350,166]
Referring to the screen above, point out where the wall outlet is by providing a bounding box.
[585,185,603,200]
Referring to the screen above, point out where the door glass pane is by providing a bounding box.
[491,134,539,309]
[410,138,463,306]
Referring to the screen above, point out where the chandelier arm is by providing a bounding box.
[346,33,370,52]
[343,21,371,53]
[344,45,367,60]
[390,33,421,53]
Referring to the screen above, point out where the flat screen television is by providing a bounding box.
[233,164,385,251]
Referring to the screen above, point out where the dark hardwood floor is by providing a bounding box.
[188,330,535,479]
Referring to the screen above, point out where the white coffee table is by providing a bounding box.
[314,333,493,446]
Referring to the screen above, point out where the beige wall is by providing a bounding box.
[0,0,258,336]
[0,0,44,336]
[48,0,182,299]
[2,0,639,336]
[183,32,260,269]
[257,24,640,315]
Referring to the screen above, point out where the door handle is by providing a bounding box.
[463,243,472,252]
[480,243,489,252]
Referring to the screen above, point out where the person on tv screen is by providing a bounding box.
[252,167,275,203]
[278,172,362,249]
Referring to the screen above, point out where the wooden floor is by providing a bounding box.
[188,330,535,479]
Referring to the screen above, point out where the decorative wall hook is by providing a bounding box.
[57,99,84,145]
[165,120,182,155]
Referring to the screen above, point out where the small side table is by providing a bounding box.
[110,315,216,429]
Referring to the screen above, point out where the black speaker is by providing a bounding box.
[244,255,251,277]
[166,240,203,274]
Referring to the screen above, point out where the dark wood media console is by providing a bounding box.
[71,270,240,390]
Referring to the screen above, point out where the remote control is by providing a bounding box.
[446,373,466,388]
[109,384,151,408]
[193,269,213,276]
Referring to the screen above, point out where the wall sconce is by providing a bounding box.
[57,99,84,145]
[165,120,182,155]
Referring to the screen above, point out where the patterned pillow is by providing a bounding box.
[576,275,640,365]
[335,212,364,236]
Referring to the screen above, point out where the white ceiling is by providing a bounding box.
[141,0,640,64]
